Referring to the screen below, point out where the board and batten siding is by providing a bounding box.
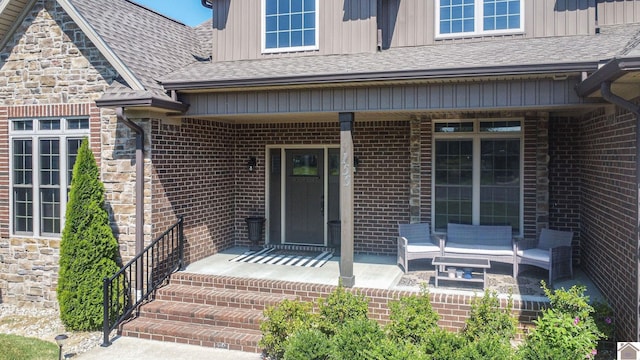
[212,0,377,62]
[598,0,640,26]
[381,0,602,48]
[182,78,585,117]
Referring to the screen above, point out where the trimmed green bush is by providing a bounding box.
[463,289,517,341]
[363,337,428,360]
[259,299,315,359]
[283,328,331,360]
[330,317,385,360]
[317,285,369,336]
[386,284,439,344]
[454,335,517,360]
[421,327,467,358]
[518,282,604,360]
[57,138,121,331]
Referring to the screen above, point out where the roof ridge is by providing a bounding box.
[124,0,189,27]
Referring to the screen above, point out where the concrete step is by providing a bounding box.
[138,300,264,331]
[121,317,263,353]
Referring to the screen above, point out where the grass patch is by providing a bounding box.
[0,333,58,360]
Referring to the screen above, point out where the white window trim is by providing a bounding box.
[261,0,320,54]
[431,118,524,236]
[9,117,89,238]
[435,0,525,40]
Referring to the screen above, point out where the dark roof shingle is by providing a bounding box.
[160,23,640,88]
[69,0,211,98]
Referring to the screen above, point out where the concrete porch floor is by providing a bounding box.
[184,246,605,303]
[185,246,404,290]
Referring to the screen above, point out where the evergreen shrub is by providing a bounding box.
[57,138,121,331]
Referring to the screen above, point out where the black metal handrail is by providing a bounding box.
[101,216,184,346]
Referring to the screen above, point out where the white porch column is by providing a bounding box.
[339,112,355,287]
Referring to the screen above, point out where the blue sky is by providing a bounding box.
[133,0,212,27]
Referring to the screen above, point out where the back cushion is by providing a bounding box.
[447,223,512,247]
[399,223,430,244]
[537,228,573,250]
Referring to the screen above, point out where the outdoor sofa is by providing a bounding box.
[397,222,517,276]
[441,223,517,277]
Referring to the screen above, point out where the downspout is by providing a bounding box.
[115,107,144,301]
[600,81,640,341]
[201,0,212,9]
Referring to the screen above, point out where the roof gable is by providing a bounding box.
[0,0,212,110]
[68,0,209,97]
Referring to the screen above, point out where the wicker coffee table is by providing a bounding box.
[432,256,491,289]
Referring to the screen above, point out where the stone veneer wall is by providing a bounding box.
[0,0,136,307]
[577,107,637,341]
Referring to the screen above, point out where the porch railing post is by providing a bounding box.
[178,216,185,270]
[101,216,184,344]
[101,277,111,347]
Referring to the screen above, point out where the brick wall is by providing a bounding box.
[0,0,119,306]
[234,120,410,255]
[173,273,546,340]
[549,116,582,262]
[353,121,410,254]
[151,118,235,265]
[577,107,637,341]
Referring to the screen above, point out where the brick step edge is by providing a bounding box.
[155,284,297,310]
[120,317,263,353]
[138,300,265,330]
[171,272,338,296]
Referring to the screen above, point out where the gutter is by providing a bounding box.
[576,57,640,97]
[96,96,189,113]
[201,0,213,9]
[115,107,145,300]
[161,62,599,91]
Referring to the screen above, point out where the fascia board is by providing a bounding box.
[162,62,600,91]
[57,0,145,91]
[95,95,189,113]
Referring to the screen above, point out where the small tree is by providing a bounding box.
[57,138,120,331]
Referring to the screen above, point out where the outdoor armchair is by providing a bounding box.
[517,228,573,286]
[397,223,441,273]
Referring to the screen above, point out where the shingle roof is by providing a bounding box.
[194,19,213,61]
[68,0,211,98]
[160,23,640,89]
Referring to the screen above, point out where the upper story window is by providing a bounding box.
[263,0,319,53]
[10,117,89,237]
[436,0,523,38]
